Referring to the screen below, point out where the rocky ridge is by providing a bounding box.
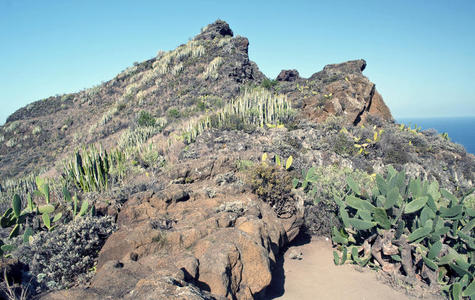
[0,20,391,179]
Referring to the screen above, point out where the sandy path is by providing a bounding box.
[267,237,437,300]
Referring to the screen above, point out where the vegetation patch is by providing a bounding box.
[247,157,296,218]
[63,145,126,192]
[184,87,293,143]
[331,166,474,299]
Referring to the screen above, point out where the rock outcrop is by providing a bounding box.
[195,19,234,41]
[285,59,393,125]
[276,69,300,82]
[40,129,304,299]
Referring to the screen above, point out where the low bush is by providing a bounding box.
[15,216,117,292]
[247,162,296,218]
[137,110,156,127]
[261,78,278,91]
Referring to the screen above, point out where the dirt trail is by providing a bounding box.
[268,237,440,300]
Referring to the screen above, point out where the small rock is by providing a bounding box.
[288,249,303,260]
[129,252,139,262]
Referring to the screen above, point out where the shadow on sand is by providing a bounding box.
[265,231,312,299]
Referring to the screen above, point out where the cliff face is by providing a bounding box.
[0,20,391,180]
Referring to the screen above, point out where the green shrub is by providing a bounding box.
[331,166,475,299]
[137,111,156,127]
[196,100,207,112]
[261,78,278,90]
[247,163,295,217]
[328,132,357,156]
[136,143,165,169]
[236,159,254,171]
[167,108,181,119]
[32,126,42,135]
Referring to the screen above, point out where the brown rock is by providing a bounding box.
[299,59,393,125]
[195,20,233,41]
[276,69,300,82]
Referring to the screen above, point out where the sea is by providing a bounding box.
[397,117,475,155]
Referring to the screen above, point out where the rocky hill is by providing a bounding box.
[0,20,391,179]
[0,20,473,300]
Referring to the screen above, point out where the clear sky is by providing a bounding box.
[1,0,474,125]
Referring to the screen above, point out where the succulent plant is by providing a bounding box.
[331,166,474,299]
[0,194,28,238]
[64,144,125,192]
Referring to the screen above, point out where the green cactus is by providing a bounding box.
[41,211,63,231]
[330,166,474,299]
[0,194,29,238]
[64,144,125,192]
[293,166,318,190]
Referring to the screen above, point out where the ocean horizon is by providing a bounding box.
[397,116,475,155]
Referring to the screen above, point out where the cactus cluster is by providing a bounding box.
[64,145,125,192]
[331,166,474,299]
[0,178,92,257]
[184,87,293,143]
[0,172,38,204]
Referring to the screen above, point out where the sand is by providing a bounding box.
[267,237,439,300]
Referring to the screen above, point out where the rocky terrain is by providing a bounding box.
[0,20,473,299]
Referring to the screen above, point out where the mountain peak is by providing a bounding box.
[195,20,234,41]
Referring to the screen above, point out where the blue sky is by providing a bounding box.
[1,0,474,124]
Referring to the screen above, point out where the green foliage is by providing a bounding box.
[440,132,451,141]
[236,159,254,171]
[261,78,278,91]
[352,126,384,156]
[64,145,125,192]
[137,110,156,127]
[196,99,207,112]
[136,143,165,169]
[329,132,357,156]
[262,153,293,171]
[118,125,163,152]
[293,165,375,205]
[0,183,95,257]
[331,167,474,299]
[0,195,27,239]
[167,108,181,119]
[62,188,89,220]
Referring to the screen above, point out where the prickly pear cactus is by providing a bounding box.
[331,166,474,299]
